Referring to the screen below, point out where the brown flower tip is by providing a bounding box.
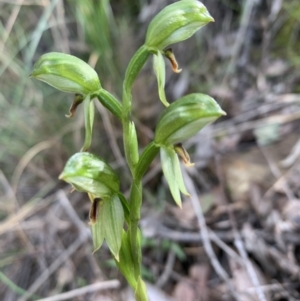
[65,94,84,118]
[89,198,101,224]
[164,48,182,73]
[174,143,194,167]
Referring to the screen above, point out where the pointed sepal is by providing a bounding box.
[90,198,105,252]
[160,146,189,207]
[102,195,124,261]
[153,51,169,107]
[81,95,95,152]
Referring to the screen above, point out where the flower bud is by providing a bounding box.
[59,152,119,199]
[155,93,226,145]
[145,0,214,50]
[31,52,101,96]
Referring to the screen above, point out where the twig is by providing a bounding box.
[157,225,244,265]
[0,195,53,236]
[215,154,268,301]
[57,190,103,278]
[56,189,90,237]
[182,169,243,301]
[213,111,300,137]
[243,224,300,279]
[209,230,244,266]
[259,146,294,201]
[157,225,231,242]
[0,169,17,207]
[36,280,120,301]
[0,0,24,53]
[17,235,87,301]
[11,140,56,192]
[280,137,300,167]
[95,100,126,167]
[24,0,61,67]
[156,250,176,288]
[88,52,126,169]
[226,0,257,75]
[16,190,91,301]
[55,0,70,53]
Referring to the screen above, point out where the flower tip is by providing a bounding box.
[184,191,191,197]
[58,173,64,180]
[220,109,227,116]
[185,162,195,168]
[88,220,96,226]
[173,67,182,74]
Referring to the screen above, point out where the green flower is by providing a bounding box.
[31,52,101,96]
[155,93,226,146]
[59,152,119,199]
[145,0,214,50]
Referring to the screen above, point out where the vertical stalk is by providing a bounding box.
[122,45,150,176]
[121,45,150,282]
[129,180,142,278]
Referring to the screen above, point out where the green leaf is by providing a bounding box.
[153,51,169,107]
[59,152,119,198]
[155,93,226,146]
[160,147,189,207]
[31,52,101,96]
[135,276,148,301]
[116,230,137,289]
[145,0,214,50]
[82,95,95,151]
[135,142,160,182]
[117,192,130,225]
[173,149,189,197]
[91,200,105,252]
[125,121,139,173]
[102,195,124,261]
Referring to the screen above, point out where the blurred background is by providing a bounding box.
[1,0,300,300]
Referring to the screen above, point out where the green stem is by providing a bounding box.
[129,180,142,278]
[123,45,150,117]
[122,45,150,176]
[121,44,151,287]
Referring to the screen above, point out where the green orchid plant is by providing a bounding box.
[31,1,225,300]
